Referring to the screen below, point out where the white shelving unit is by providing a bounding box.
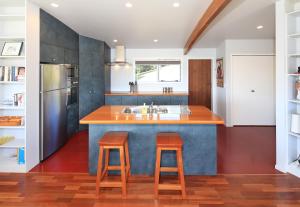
[285,0,300,177]
[0,139,24,148]
[0,0,26,173]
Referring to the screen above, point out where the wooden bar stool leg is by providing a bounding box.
[154,147,162,199]
[96,146,104,197]
[119,146,127,197]
[176,148,186,199]
[125,140,131,178]
[104,149,110,177]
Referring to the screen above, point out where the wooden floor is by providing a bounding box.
[0,126,298,206]
[0,173,300,207]
[31,126,277,174]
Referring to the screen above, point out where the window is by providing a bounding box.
[135,60,181,82]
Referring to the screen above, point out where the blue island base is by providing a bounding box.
[89,124,216,176]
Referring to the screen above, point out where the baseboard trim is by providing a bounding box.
[275,164,287,173]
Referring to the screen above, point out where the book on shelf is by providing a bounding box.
[17,147,25,165]
[0,66,25,82]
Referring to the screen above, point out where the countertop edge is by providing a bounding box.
[105,92,189,96]
[79,120,225,125]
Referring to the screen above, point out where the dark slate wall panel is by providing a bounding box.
[89,124,217,175]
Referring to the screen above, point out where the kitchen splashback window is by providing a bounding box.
[135,60,181,82]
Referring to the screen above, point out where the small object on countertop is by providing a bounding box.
[298,67,300,73]
[0,135,15,145]
[129,82,134,93]
[134,81,138,92]
[141,103,148,114]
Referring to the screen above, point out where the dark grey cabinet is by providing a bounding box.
[153,96,171,105]
[40,9,79,65]
[64,48,79,65]
[105,96,122,105]
[122,96,138,105]
[105,95,188,105]
[40,43,64,64]
[79,36,111,130]
[170,96,188,105]
[40,9,80,136]
[137,96,154,105]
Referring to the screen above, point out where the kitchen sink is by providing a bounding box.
[121,105,191,115]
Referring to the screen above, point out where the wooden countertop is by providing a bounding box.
[105,92,189,96]
[80,105,224,125]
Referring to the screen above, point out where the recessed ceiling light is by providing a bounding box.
[173,2,180,8]
[51,3,59,8]
[153,39,158,43]
[113,39,118,43]
[125,2,133,8]
[256,25,264,30]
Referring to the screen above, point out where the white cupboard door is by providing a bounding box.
[232,55,275,126]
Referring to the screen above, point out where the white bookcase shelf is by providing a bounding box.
[284,0,300,178]
[288,99,300,104]
[0,0,26,173]
[0,126,25,129]
[0,105,24,110]
[0,81,25,85]
[288,161,300,177]
[0,15,25,20]
[288,33,300,38]
[288,53,300,57]
[0,139,24,148]
[0,36,24,40]
[0,156,25,173]
[287,9,300,16]
[0,56,25,59]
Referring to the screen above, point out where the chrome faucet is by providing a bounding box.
[148,102,154,114]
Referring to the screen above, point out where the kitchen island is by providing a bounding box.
[80,105,224,175]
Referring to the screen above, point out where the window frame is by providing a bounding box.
[134,59,182,83]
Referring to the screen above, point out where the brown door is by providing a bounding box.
[188,59,211,109]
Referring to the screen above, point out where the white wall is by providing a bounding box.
[216,42,226,120]
[26,0,40,171]
[110,48,217,111]
[275,0,288,173]
[216,39,275,126]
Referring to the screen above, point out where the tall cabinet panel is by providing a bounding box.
[40,10,79,137]
[79,36,110,130]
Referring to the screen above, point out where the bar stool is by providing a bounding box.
[96,132,131,197]
[154,132,186,199]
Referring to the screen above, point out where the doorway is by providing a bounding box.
[188,59,212,109]
[232,55,275,126]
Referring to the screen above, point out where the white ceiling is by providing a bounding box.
[31,0,276,49]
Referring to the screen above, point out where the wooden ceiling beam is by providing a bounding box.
[184,0,231,55]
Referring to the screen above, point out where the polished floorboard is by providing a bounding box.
[0,173,300,207]
[31,126,277,174]
[31,130,88,173]
[1,126,297,207]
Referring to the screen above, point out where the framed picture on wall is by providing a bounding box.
[216,58,224,88]
[1,42,23,56]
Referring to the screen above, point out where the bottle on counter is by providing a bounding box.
[134,81,138,92]
[141,103,148,114]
